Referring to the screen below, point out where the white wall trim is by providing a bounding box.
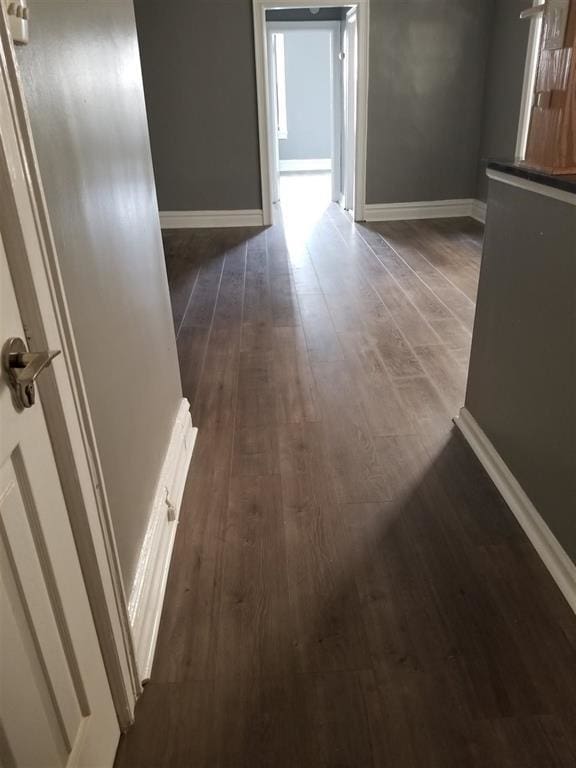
[354,3,370,222]
[487,169,576,206]
[128,399,197,681]
[455,408,576,616]
[253,0,370,224]
[470,199,487,223]
[160,209,265,229]
[279,158,332,172]
[363,198,479,222]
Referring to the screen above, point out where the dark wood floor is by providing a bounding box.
[115,199,576,767]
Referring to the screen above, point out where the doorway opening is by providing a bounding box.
[253,1,369,226]
[268,20,339,216]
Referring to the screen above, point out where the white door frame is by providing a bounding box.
[267,28,282,204]
[253,0,370,224]
[515,0,545,160]
[0,7,139,729]
[343,7,358,211]
[267,20,342,204]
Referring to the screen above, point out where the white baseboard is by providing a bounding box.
[470,199,487,223]
[279,158,332,172]
[363,198,485,223]
[454,408,576,615]
[160,209,264,229]
[128,398,197,681]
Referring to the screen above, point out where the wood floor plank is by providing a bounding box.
[278,422,371,674]
[272,326,320,424]
[297,292,344,363]
[179,251,225,330]
[176,326,210,407]
[164,254,199,336]
[190,327,239,430]
[270,273,301,326]
[357,220,477,332]
[243,250,271,328]
[215,473,292,681]
[413,343,468,415]
[114,682,216,767]
[366,312,426,379]
[212,246,246,330]
[311,360,391,504]
[394,374,453,439]
[337,330,416,437]
[428,316,472,351]
[370,269,443,347]
[150,428,230,683]
[380,219,481,302]
[232,423,278,477]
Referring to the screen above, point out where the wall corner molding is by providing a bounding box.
[128,398,197,681]
[159,210,265,229]
[454,407,576,616]
[470,199,487,223]
[363,198,481,222]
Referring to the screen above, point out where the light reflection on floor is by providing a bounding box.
[277,172,332,257]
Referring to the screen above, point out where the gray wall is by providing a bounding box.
[278,29,332,162]
[134,0,494,212]
[475,0,530,201]
[134,0,262,211]
[366,0,492,203]
[17,0,183,593]
[466,180,576,560]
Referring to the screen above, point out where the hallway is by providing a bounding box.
[115,195,576,766]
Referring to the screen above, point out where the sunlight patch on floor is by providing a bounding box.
[278,172,332,256]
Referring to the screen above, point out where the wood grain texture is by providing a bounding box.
[525,0,576,174]
[116,206,576,767]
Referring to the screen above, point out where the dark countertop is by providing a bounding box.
[487,160,576,195]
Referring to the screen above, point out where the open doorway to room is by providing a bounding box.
[253,1,369,226]
[267,18,340,214]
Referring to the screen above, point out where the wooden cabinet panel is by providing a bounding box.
[525,0,576,173]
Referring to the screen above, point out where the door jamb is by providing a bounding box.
[0,6,140,729]
[515,0,544,160]
[343,6,358,211]
[253,0,370,224]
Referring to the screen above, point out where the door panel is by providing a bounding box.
[0,233,118,765]
[0,457,85,764]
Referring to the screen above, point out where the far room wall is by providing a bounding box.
[133,0,530,212]
[476,0,530,201]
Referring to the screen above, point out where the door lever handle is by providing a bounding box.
[2,336,61,409]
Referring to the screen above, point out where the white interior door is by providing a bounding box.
[343,8,358,212]
[0,235,119,766]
